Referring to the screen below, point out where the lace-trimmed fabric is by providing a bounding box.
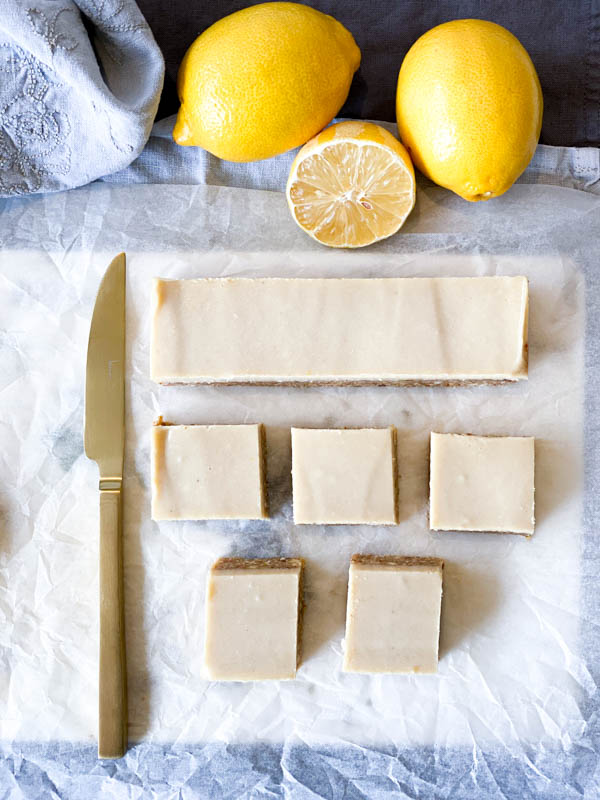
[0,0,164,196]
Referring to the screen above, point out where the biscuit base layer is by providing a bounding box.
[157,378,520,387]
[350,554,444,569]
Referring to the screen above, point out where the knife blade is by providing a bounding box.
[84,252,127,759]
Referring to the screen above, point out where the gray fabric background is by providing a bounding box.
[138,0,600,147]
[101,116,600,194]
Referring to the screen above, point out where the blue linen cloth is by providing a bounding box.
[0,0,164,197]
[102,115,600,196]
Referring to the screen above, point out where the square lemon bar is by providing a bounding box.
[429,432,535,535]
[205,557,304,681]
[151,422,267,520]
[291,427,398,525]
[344,555,444,674]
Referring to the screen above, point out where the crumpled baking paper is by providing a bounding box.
[0,180,599,798]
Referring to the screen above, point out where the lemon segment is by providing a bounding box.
[286,121,416,248]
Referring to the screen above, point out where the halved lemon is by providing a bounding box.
[286,121,416,248]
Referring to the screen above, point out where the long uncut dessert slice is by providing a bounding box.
[151,276,529,385]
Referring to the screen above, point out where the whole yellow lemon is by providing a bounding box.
[174,2,361,162]
[396,19,543,201]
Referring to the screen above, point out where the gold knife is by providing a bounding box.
[84,253,128,759]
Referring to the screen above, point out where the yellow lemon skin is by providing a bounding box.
[396,19,543,201]
[174,2,361,162]
[295,119,414,155]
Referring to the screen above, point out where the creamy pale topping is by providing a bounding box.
[291,427,398,525]
[343,556,443,674]
[151,423,266,521]
[205,559,302,681]
[150,277,529,384]
[429,432,535,535]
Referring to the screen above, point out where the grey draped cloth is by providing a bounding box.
[0,0,164,196]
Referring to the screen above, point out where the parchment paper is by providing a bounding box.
[0,181,599,798]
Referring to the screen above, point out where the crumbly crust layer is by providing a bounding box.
[158,378,523,388]
[212,557,304,572]
[351,554,444,569]
[258,424,269,518]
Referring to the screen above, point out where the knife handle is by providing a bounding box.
[98,484,128,759]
